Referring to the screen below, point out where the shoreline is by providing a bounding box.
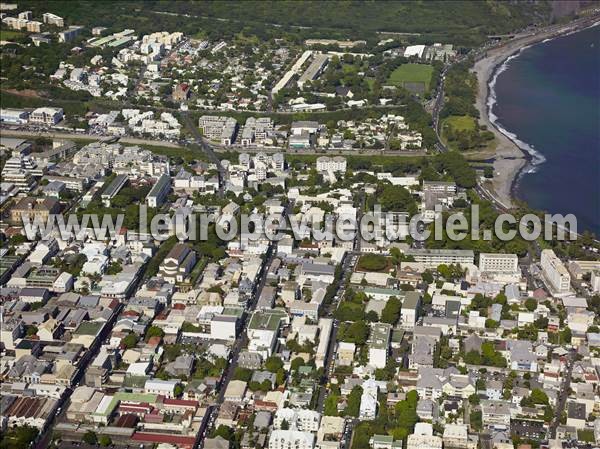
[471,15,600,209]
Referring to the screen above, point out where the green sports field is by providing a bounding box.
[387,63,434,94]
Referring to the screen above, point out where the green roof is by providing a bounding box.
[372,435,394,444]
[222,306,244,318]
[74,321,104,336]
[368,323,391,349]
[248,310,284,331]
[100,392,158,418]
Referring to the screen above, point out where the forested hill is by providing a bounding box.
[20,0,552,46]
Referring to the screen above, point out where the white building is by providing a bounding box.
[478,253,519,274]
[29,107,64,125]
[406,423,442,449]
[368,323,391,369]
[359,379,378,420]
[404,249,474,269]
[316,156,347,173]
[540,249,571,294]
[144,379,178,398]
[269,430,315,449]
[274,408,321,432]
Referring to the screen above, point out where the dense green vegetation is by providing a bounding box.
[0,426,38,449]
[440,61,494,151]
[357,254,389,272]
[156,1,549,46]
[14,1,550,47]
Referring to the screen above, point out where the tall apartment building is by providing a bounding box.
[540,249,571,293]
[42,13,64,27]
[478,253,519,274]
[198,115,237,146]
[404,248,474,268]
[274,408,321,432]
[145,174,171,208]
[316,156,347,173]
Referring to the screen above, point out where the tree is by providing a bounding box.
[379,184,417,215]
[174,384,183,397]
[341,320,369,345]
[361,307,379,321]
[344,386,363,417]
[422,270,434,284]
[381,297,402,325]
[524,297,537,312]
[122,332,138,349]
[530,388,549,405]
[83,431,98,445]
[276,368,286,386]
[485,318,499,329]
[98,435,112,447]
[145,325,165,342]
[233,367,253,382]
[212,425,234,440]
[357,254,388,272]
[265,356,284,373]
[291,357,304,371]
[468,393,480,405]
[324,394,339,416]
[470,410,482,431]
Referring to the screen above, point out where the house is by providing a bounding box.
[173,83,191,102]
[159,244,196,283]
[566,401,586,428]
[481,400,511,428]
[224,380,247,402]
[268,429,315,449]
[144,379,179,398]
[10,197,60,224]
[508,341,537,372]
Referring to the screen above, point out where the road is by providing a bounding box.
[0,127,184,148]
[180,111,226,197]
[548,349,576,439]
[200,202,294,442]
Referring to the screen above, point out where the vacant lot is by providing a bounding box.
[0,30,23,41]
[387,64,433,94]
[357,254,392,272]
[443,115,477,132]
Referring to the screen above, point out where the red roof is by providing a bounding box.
[163,398,198,407]
[173,303,186,310]
[147,335,162,346]
[132,432,196,448]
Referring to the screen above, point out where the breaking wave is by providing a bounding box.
[487,45,547,172]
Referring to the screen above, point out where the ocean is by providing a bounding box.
[489,24,600,235]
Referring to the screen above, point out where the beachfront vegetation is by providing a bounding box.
[442,114,495,151]
[440,61,494,152]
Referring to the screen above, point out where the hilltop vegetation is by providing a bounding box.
[17,1,551,46]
